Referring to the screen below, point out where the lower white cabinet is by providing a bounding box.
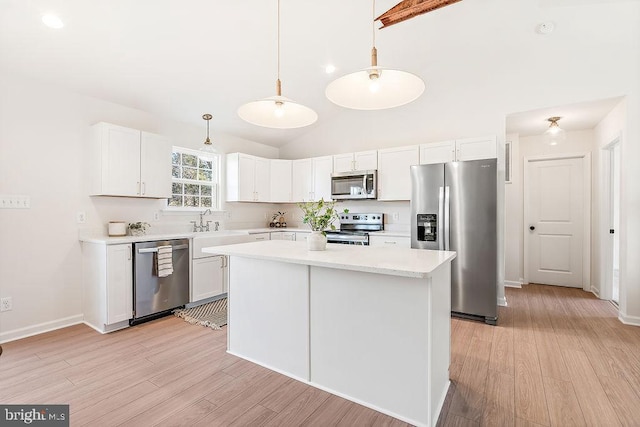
[271,231,296,240]
[192,255,226,303]
[250,232,271,242]
[369,235,411,248]
[82,242,133,333]
[295,232,311,241]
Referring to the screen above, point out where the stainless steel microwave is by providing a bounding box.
[331,170,377,200]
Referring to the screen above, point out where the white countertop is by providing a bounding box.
[244,227,310,234]
[203,240,456,279]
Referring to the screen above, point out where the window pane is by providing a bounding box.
[198,169,212,181]
[172,183,183,194]
[172,152,180,165]
[168,195,182,207]
[201,185,212,196]
[184,196,197,207]
[199,158,212,170]
[184,184,199,195]
[201,197,212,207]
[172,165,181,178]
[182,154,197,167]
[183,167,197,179]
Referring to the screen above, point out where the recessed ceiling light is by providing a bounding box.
[42,14,64,29]
[325,64,336,74]
[536,22,555,35]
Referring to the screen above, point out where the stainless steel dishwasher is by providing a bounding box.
[131,239,190,325]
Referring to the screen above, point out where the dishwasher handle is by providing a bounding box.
[137,244,189,254]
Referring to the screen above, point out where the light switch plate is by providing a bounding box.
[0,195,30,209]
[76,212,86,223]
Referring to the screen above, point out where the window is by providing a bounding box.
[169,147,220,210]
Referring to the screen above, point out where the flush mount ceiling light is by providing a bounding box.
[237,0,317,129]
[200,114,216,152]
[544,116,566,146]
[325,0,425,110]
[42,13,64,29]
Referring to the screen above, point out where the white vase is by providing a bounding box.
[307,230,327,251]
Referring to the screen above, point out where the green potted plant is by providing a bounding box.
[128,221,150,236]
[298,198,348,251]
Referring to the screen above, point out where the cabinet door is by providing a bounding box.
[354,150,378,170]
[106,244,133,324]
[292,159,313,202]
[238,154,257,201]
[369,235,411,248]
[312,156,333,201]
[270,160,292,202]
[377,146,420,201]
[254,157,271,202]
[102,124,141,196]
[419,141,456,165]
[140,132,172,198]
[250,233,270,242]
[295,232,310,242]
[333,153,355,173]
[270,232,284,240]
[192,256,224,302]
[456,136,497,161]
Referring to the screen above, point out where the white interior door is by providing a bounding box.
[610,143,621,303]
[525,156,587,288]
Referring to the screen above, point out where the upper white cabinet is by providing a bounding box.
[377,145,420,201]
[270,159,293,203]
[292,156,333,202]
[333,150,378,173]
[420,136,497,165]
[226,153,271,202]
[89,122,172,198]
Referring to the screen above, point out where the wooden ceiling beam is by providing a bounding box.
[375,0,463,29]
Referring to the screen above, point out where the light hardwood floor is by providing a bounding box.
[1,285,639,426]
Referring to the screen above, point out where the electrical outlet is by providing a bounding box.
[153,211,160,221]
[392,212,400,221]
[0,195,30,209]
[1,297,12,312]
[76,211,86,224]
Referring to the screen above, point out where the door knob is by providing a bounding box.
[529,225,535,231]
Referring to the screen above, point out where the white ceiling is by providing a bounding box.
[1,0,637,147]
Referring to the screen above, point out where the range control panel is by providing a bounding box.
[417,213,437,242]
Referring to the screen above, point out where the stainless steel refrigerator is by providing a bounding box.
[410,159,497,325]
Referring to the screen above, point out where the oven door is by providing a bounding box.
[331,171,377,200]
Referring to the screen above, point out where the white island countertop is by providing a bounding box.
[203,240,456,279]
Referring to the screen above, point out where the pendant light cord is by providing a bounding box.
[371,0,378,67]
[276,0,282,96]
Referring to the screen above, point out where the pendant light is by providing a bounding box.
[200,113,215,152]
[325,0,425,110]
[544,116,566,146]
[238,0,317,129]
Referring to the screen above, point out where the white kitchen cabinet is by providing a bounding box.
[369,235,411,248]
[292,156,333,202]
[271,231,295,241]
[270,159,293,203]
[226,153,271,202]
[377,145,420,201]
[250,232,271,242]
[82,242,133,333]
[295,232,310,242]
[333,150,378,173]
[89,122,171,198]
[192,255,225,302]
[420,136,497,164]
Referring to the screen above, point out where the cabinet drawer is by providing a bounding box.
[369,236,411,248]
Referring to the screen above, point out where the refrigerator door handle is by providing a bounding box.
[438,187,445,250]
[444,186,450,251]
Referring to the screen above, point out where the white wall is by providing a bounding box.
[0,73,278,342]
[504,133,522,287]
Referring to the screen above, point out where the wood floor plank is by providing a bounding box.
[258,377,309,412]
[300,394,353,426]
[153,398,218,427]
[444,413,479,426]
[227,404,277,426]
[262,387,331,427]
[449,337,491,422]
[514,340,549,426]
[480,370,514,427]
[562,348,621,426]
[542,377,585,426]
[489,325,514,376]
[451,319,475,366]
[598,375,640,426]
[337,403,390,426]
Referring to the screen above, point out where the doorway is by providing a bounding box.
[524,154,591,289]
[605,140,621,304]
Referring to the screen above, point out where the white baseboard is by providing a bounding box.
[619,312,640,327]
[498,296,508,307]
[590,287,601,298]
[504,280,522,288]
[0,314,84,344]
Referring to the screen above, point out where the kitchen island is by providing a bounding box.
[203,240,456,427]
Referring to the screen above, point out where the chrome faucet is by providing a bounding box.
[214,221,220,231]
[199,209,212,232]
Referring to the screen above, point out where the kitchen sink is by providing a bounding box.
[192,231,252,258]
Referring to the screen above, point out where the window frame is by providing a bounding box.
[165,146,222,212]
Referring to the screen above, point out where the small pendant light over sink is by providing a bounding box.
[325,0,425,110]
[238,0,317,129]
[200,114,215,152]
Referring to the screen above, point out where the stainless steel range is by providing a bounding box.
[325,213,384,245]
